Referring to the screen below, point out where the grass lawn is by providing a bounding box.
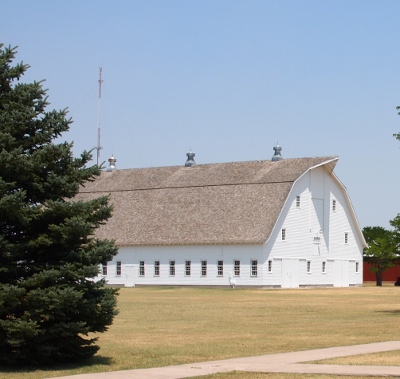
[311,349,400,366]
[1,283,400,379]
[190,374,399,379]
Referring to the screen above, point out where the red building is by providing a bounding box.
[363,262,400,282]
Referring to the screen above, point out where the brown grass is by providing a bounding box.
[190,373,398,379]
[1,284,400,379]
[311,349,400,366]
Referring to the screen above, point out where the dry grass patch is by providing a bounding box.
[190,373,398,379]
[1,285,400,379]
[311,350,400,366]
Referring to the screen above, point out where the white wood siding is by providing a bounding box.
[264,165,363,287]
[97,245,265,286]
[96,164,363,288]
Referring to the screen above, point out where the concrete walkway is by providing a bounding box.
[52,341,400,379]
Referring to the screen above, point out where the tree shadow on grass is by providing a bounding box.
[376,309,400,315]
[0,355,113,374]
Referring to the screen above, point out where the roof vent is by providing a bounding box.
[185,149,196,167]
[106,155,117,171]
[272,143,283,161]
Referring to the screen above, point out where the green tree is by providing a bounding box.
[0,44,118,365]
[363,226,398,286]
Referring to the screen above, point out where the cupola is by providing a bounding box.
[106,155,117,171]
[272,143,283,161]
[185,149,196,167]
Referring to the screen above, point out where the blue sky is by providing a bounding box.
[2,0,400,230]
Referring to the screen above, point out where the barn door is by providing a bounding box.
[125,264,135,287]
[333,260,341,287]
[341,260,349,287]
[281,259,299,288]
[333,260,349,287]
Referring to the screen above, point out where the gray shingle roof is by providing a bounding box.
[77,157,338,246]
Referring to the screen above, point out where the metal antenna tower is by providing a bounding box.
[95,67,103,165]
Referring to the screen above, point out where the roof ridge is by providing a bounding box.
[104,156,339,171]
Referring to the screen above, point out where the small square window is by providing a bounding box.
[251,260,258,276]
[296,195,301,207]
[217,260,223,277]
[116,261,121,276]
[169,260,176,276]
[139,261,145,276]
[201,260,207,277]
[234,260,240,276]
[185,260,191,276]
[281,228,286,241]
[154,260,160,276]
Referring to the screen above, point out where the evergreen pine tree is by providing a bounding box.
[0,44,118,365]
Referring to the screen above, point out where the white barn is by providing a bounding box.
[78,148,366,288]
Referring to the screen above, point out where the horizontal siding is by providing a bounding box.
[97,245,265,286]
[96,164,364,288]
[363,262,400,282]
[263,258,282,287]
[265,165,363,287]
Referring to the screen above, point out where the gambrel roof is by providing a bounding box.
[77,157,338,246]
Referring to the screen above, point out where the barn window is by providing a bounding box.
[268,260,272,272]
[234,260,240,276]
[344,232,349,244]
[281,228,286,241]
[169,260,176,276]
[154,260,160,276]
[185,260,191,276]
[116,261,121,276]
[332,199,336,211]
[201,260,207,277]
[296,195,301,207]
[102,262,107,276]
[322,261,326,273]
[251,260,258,277]
[356,262,359,273]
[307,261,311,273]
[217,260,224,276]
[139,261,145,276]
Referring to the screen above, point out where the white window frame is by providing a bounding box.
[344,232,349,244]
[116,261,122,276]
[268,260,273,273]
[169,260,176,276]
[234,260,240,277]
[139,261,145,277]
[281,228,286,241]
[332,199,336,212]
[322,261,326,274]
[102,262,107,276]
[217,260,224,277]
[307,260,311,273]
[185,260,191,276]
[296,195,301,208]
[356,262,359,273]
[251,259,258,277]
[154,260,160,277]
[201,260,207,277]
